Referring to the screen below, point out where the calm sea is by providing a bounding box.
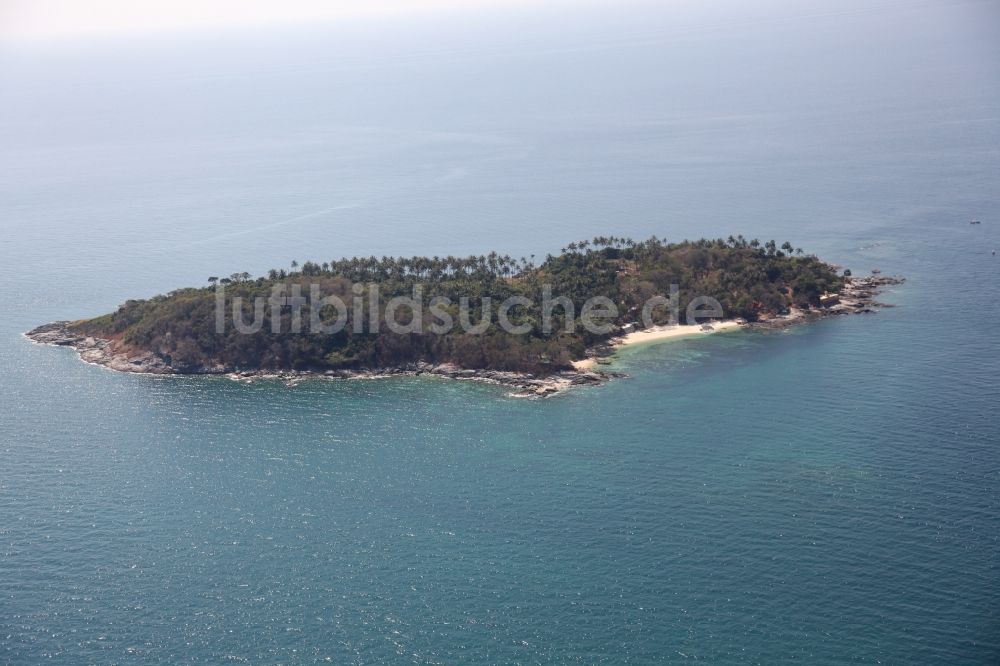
[1,0,998,662]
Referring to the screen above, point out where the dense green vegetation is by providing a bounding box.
[73,236,844,374]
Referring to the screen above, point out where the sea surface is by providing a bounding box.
[1,0,999,663]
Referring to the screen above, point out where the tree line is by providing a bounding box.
[75,236,845,374]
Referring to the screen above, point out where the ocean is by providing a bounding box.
[1,0,998,662]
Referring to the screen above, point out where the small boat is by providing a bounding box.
[970,219,982,225]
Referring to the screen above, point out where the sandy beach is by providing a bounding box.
[572,320,744,370]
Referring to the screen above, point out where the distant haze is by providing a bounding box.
[0,0,623,41]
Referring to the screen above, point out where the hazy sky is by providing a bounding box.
[0,0,614,41]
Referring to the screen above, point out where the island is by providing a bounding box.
[26,236,902,397]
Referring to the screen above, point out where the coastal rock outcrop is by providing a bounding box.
[24,322,619,398]
[745,273,903,330]
[26,322,174,374]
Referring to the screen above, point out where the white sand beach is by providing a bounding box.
[572,320,744,370]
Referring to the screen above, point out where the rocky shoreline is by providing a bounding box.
[745,273,904,331]
[23,322,619,398]
[24,273,901,398]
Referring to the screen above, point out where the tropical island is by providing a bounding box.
[27,236,901,396]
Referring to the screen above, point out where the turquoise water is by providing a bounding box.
[2,1,999,663]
